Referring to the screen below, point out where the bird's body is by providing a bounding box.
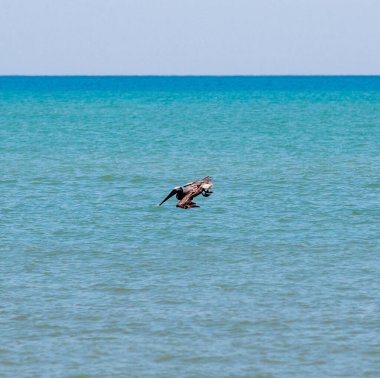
[159,176,214,209]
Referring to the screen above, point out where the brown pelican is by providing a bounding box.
[159,176,214,209]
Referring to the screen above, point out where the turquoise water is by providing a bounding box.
[1,77,379,377]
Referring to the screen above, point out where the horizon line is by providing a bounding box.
[1,74,380,78]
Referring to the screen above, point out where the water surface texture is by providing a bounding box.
[1,77,380,377]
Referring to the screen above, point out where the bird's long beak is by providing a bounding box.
[159,189,177,206]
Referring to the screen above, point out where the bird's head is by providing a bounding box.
[201,183,213,190]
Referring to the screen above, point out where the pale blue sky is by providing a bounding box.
[1,0,379,75]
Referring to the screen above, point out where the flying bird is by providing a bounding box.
[159,176,214,209]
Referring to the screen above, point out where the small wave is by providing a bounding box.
[130,176,147,183]
[365,182,380,189]
[99,174,114,181]
[155,354,176,363]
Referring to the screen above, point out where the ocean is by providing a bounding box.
[1,76,379,377]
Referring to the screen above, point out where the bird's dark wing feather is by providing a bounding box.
[159,189,177,206]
